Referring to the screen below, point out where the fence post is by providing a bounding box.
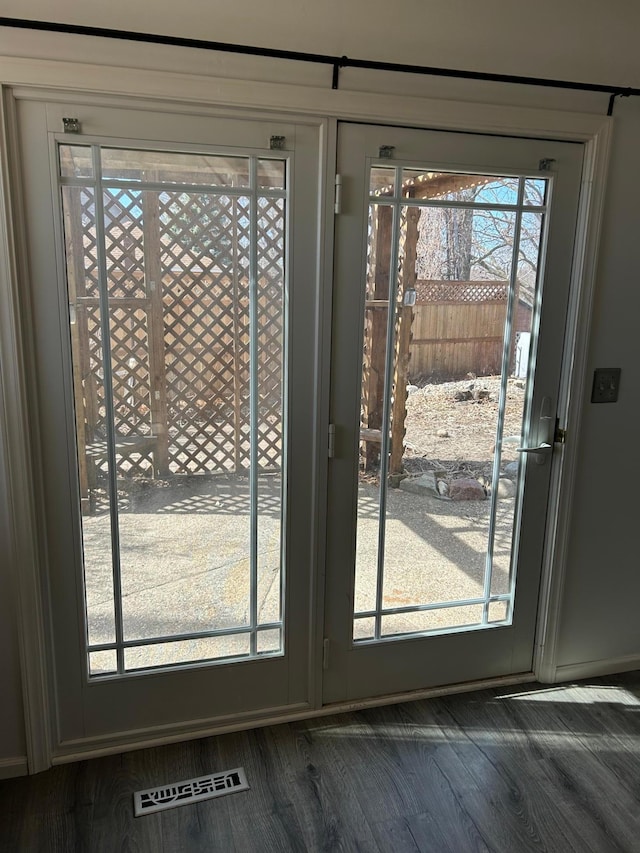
[362,204,393,470]
[390,206,418,476]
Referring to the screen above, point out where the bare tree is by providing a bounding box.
[415,187,477,280]
[414,178,544,303]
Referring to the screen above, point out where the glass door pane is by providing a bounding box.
[60,144,287,676]
[354,168,547,642]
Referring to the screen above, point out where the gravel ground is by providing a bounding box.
[403,375,526,480]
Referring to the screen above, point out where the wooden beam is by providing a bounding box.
[361,205,393,470]
[374,172,493,201]
[412,336,504,345]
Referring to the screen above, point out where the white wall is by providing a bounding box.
[1,0,640,88]
[1,2,639,768]
[555,95,640,672]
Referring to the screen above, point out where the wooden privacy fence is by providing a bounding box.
[408,279,532,380]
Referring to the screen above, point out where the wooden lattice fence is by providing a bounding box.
[65,186,285,501]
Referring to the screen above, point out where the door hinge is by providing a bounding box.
[62,117,81,134]
[334,174,342,214]
[328,423,336,458]
[323,638,330,670]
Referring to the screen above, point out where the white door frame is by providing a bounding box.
[0,61,611,772]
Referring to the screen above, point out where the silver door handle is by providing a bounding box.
[516,443,552,454]
[516,442,552,465]
[516,396,555,465]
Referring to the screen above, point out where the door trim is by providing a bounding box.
[0,89,54,774]
[0,73,611,769]
[534,116,612,683]
[3,53,609,141]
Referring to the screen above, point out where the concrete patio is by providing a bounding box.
[82,473,516,673]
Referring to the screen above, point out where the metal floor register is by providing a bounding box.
[134,767,249,816]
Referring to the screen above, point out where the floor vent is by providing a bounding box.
[134,767,249,817]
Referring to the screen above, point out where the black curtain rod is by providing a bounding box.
[1,16,637,115]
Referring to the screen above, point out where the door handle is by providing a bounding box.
[516,396,554,465]
[516,442,552,458]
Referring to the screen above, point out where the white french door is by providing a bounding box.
[17,99,321,744]
[17,96,585,747]
[323,122,583,703]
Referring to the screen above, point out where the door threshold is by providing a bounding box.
[321,672,536,716]
[50,672,535,767]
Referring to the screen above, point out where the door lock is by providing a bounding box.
[516,396,554,465]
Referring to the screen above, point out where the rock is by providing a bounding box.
[406,384,420,396]
[436,479,450,497]
[449,477,486,501]
[477,475,491,491]
[388,473,405,489]
[497,477,516,498]
[399,472,438,495]
[454,390,473,402]
[436,428,450,438]
[472,389,490,401]
[503,461,520,479]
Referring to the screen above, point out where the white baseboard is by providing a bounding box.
[553,654,640,683]
[0,756,28,779]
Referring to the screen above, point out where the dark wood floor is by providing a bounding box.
[1,671,640,852]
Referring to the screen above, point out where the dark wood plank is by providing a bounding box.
[5,761,95,853]
[206,726,308,853]
[369,816,422,852]
[158,737,235,852]
[306,706,430,822]
[198,713,381,851]
[77,749,164,853]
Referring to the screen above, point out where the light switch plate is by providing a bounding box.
[591,367,621,403]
